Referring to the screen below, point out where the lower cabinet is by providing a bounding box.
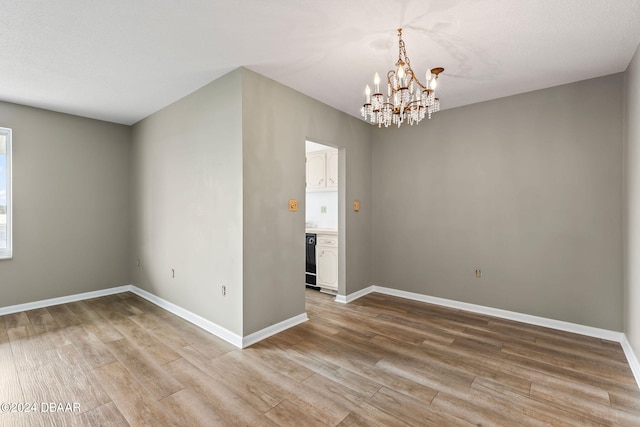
[316,234,338,292]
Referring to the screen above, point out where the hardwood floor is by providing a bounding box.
[1,289,639,426]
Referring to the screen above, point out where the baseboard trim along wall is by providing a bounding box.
[0,285,132,316]
[0,284,307,349]
[335,286,372,304]
[374,285,624,340]
[127,286,244,348]
[130,286,308,348]
[341,284,640,389]
[621,335,640,388]
[241,313,309,348]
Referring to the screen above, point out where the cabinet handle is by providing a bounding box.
[323,240,332,243]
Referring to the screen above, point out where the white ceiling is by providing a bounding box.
[1,0,640,126]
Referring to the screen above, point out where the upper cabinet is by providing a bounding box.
[326,150,338,188]
[306,151,326,190]
[306,148,338,191]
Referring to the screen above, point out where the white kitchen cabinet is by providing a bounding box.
[306,149,338,191]
[326,150,339,188]
[316,233,338,292]
[306,151,326,190]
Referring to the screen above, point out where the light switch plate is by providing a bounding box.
[289,199,298,212]
[353,200,361,211]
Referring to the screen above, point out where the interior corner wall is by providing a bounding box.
[625,43,640,355]
[240,68,372,336]
[0,101,131,305]
[131,69,244,336]
[372,74,624,331]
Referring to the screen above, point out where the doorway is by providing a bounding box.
[304,140,340,296]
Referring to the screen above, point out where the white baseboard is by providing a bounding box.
[335,286,374,304]
[338,285,628,344]
[130,287,307,348]
[0,285,132,316]
[338,284,639,389]
[242,313,308,348]
[128,286,243,348]
[621,335,640,389]
[372,286,624,342]
[0,284,308,350]
[130,286,307,348]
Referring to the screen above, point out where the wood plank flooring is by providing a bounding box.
[1,289,639,426]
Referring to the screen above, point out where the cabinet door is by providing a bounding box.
[326,150,338,188]
[306,152,326,189]
[317,246,338,290]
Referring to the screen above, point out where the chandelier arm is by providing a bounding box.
[406,69,427,90]
[386,70,396,89]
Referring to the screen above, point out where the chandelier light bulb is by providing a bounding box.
[374,73,380,93]
[397,66,405,81]
[365,84,371,103]
[429,77,437,90]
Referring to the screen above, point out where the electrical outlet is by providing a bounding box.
[136,259,140,267]
[221,285,226,296]
[321,206,327,213]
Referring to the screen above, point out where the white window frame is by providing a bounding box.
[0,127,12,259]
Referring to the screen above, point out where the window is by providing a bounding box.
[0,127,12,259]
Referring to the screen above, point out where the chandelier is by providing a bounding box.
[361,28,444,128]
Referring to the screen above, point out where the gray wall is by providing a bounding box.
[625,44,640,356]
[241,69,372,335]
[373,75,624,331]
[0,101,131,306]
[131,70,244,335]
[130,68,372,337]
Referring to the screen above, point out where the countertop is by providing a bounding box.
[306,227,338,236]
